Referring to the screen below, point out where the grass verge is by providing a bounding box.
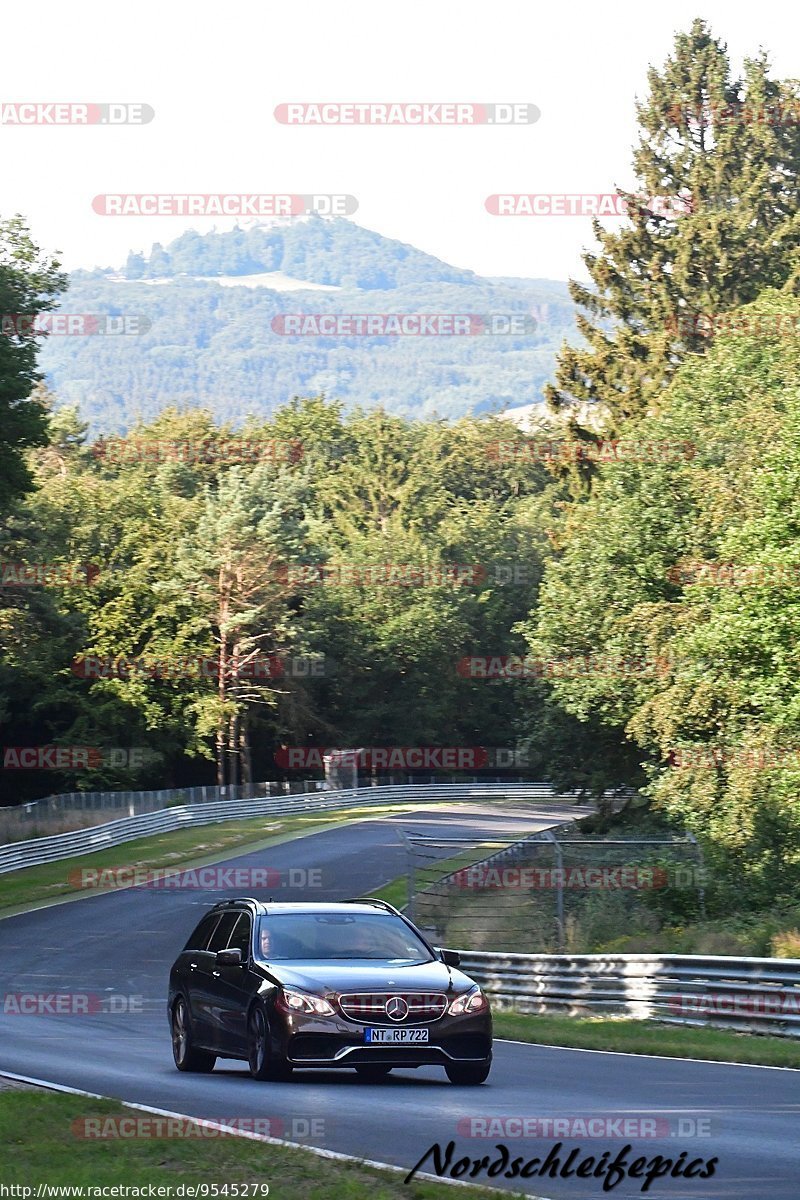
[493,1011,800,1068]
[0,803,437,918]
[0,1091,526,1198]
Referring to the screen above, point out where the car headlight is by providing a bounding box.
[278,988,335,1016]
[448,988,488,1016]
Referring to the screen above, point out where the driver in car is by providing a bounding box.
[349,924,375,957]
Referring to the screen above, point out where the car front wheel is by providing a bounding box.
[445,1059,491,1085]
[248,1007,292,1081]
[171,998,216,1073]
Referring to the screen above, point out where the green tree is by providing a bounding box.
[546,20,800,430]
[155,464,318,785]
[0,217,66,511]
[528,292,800,904]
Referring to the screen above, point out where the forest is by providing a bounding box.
[1,19,800,932]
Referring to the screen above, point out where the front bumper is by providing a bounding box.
[277,1007,492,1068]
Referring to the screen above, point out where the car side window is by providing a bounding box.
[184,913,220,951]
[207,912,239,952]
[227,913,252,958]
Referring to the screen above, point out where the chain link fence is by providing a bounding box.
[402,821,706,954]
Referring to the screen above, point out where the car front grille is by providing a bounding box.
[338,991,448,1025]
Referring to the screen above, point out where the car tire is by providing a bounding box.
[248,1007,293,1081]
[171,998,216,1073]
[444,1059,491,1085]
[355,1064,393,1082]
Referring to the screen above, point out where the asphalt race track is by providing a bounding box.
[0,801,797,1199]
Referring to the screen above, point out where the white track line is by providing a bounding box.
[496,1038,800,1071]
[0,1069,550,1198]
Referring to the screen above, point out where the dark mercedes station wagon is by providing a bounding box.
[168,897,492,1084]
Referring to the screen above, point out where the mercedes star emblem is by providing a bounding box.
[385,995,409,1021]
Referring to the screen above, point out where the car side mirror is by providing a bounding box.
[216,947,243,967]
[437,947,461,967]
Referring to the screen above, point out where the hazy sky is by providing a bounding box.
[1,1,796,282]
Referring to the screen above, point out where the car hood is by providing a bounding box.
[257,958,474,995]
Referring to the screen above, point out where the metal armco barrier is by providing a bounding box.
[458,950,800,1038]
[13,775,616,820]
[16,780,331,818]
[0,782,576,875]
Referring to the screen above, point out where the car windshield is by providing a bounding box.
[256,912,433,963]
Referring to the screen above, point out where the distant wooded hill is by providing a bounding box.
[40,217,578,432]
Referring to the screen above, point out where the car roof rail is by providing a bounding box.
[344,896,402,915]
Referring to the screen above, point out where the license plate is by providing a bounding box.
[365,1027,429,1043]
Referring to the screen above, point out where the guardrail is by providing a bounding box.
[0,782,578,876]
[459,950,800,1038]
[16,775,624,819]
[14,779,332,819]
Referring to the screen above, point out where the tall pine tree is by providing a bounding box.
[546,19,800,429]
